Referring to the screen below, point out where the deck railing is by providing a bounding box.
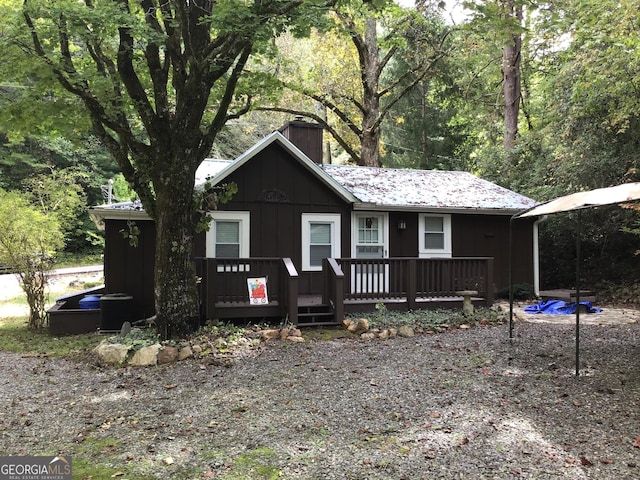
[197,257,298,321]
[337,257,494,305]
[197,256,494,322]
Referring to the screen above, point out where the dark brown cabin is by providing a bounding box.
[86,120,538,328]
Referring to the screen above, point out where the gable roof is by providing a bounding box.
[208,131,358,204]
[322,164,537,214]
[90,130,537,224]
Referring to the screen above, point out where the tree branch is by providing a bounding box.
[256,106,362,164]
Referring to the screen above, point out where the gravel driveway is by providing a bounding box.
[1,319,639,479]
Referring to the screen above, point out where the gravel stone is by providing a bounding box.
[1,320,639,479]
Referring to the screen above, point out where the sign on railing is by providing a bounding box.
[247,277,269,304]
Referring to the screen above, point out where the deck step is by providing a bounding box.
[297,303,337,326]
[297,320,342,327]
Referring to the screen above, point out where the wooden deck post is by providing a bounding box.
[281,258,299,325]
[324,258,344,323]
[485,258,494,305]
[407,259,417,310]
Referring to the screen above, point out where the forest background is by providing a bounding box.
[0,0,639,308]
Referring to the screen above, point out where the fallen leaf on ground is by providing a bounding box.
[580,457,593,466]
[164,384,178,389]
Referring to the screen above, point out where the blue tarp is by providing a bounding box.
[524,299,602,315]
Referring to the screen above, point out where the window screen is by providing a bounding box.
[309,223,331,267]
[424,216,444,250]
[215,221,240,258]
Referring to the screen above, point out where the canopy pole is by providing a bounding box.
[509,215,515,339]
[575,210,582,377]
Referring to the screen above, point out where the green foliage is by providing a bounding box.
[195,182,238,234]
[111,173,137,202]
[106,327,160,352]
[0,315,102,357]
[23,167,87,244]
[0,134,118,254]
[0,189,64,329]
[357,306,503,331]
[120,220,140,248]
[216,447,282,480]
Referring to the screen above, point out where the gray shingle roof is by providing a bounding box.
[321,164,536,213]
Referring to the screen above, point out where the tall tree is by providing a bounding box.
[4,0,330,339]
[259,3,450,166]
[501,0,522,152]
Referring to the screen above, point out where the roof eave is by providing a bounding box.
[353,203,530,215]
[88,205,152,230]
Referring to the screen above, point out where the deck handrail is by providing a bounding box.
[281,258,299,324]
[337,257,494,305]
[322,258,344,323]
[197,256,494,323]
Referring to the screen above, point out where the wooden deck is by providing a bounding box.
[197,257,494,326]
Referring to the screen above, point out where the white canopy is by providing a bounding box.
[516,182,640,218]
[510,181,640,376]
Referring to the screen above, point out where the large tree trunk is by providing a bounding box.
[361,17,382,167]
[152,166,200,340]
[503,0,522,152]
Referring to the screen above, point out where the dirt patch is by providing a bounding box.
[504,301,640,326]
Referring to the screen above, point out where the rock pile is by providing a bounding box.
[92,325,306,366]
[93,316,480,366]
[343,318,417,340]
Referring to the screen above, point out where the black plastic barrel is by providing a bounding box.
[100,293,134,332]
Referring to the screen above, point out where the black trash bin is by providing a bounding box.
[100,293,134,332]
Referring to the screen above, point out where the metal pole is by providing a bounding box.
[575,210,582,377]
[509,216,515,339]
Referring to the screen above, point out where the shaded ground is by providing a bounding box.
[1,318,640,479]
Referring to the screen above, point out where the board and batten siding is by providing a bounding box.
[211,142,353,294]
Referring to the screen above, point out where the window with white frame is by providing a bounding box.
[301,213,341,271]
[419,214,451,258]
[206,211,250,258]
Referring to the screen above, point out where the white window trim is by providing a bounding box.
[418,213,452,258]
[206,211,250,258]
[301,213,341,271]
[351,212,389,258]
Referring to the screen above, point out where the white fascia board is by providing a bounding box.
[352,203,524,216]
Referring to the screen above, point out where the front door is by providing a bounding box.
[351,213,389,294]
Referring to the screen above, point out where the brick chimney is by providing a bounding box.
[279,117,324,164]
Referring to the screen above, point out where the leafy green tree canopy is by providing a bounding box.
[0,189,64,329]
[2,0,337,339]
